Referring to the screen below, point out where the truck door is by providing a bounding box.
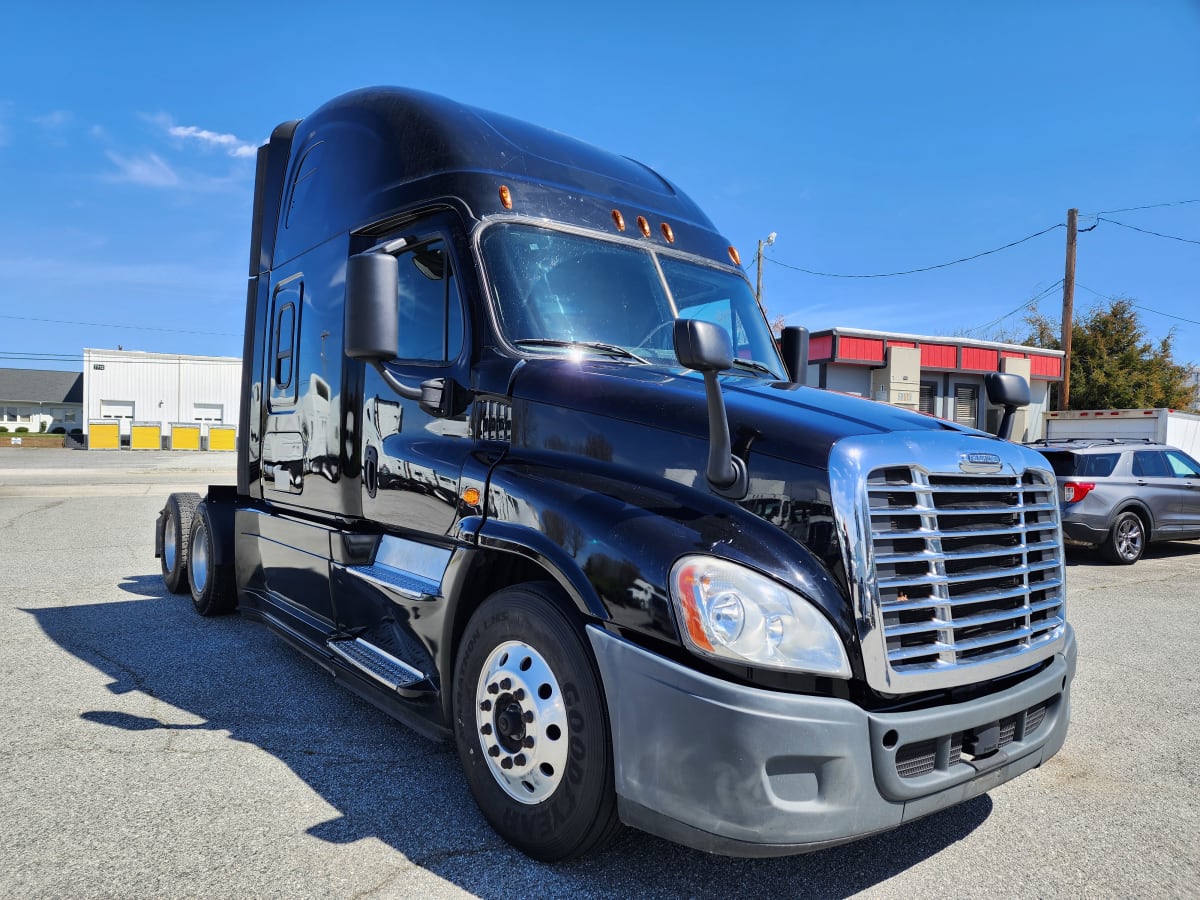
[344,222,475,671]
[361,223,473,540]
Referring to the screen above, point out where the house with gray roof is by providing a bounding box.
[0,368,84,433]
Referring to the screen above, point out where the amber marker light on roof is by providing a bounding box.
[637,216,651,237]
[660,222,675,243]
[728,246,742,266]
[498,185,512,209]
[611,209,626,231]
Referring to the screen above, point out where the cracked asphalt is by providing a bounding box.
[1,447,1197,899]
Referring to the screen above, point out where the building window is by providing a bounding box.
[953,384,979,429]
[919,381,938,416]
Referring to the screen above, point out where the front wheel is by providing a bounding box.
[453,584,620,861]
[1103,510,1146,565]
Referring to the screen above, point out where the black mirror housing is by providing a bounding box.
[984,372,1030,409]
[780,326,809,385]
[673,319,733,373]
[984,372,1030,441]
[345,253,399,361]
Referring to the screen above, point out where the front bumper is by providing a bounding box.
[587,625,1076,857]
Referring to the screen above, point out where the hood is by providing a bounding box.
[508,358,968,470]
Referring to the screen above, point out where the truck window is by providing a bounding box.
[270,279,302,407]
[481,223,783,377]
[395,240,465,364]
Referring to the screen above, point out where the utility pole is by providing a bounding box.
[756,239,765,303]
[755,232,776,303]
[1059,208,1077,411]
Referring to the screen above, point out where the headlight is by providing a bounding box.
[669,555,851,677]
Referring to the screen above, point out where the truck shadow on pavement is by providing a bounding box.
[28,582,993,900]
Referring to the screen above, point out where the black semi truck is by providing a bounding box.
[156,87,1075,861]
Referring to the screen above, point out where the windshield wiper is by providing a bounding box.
[728,358,779,378]
[514,339,650,364]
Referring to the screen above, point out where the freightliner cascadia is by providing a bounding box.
[156,87,1075,861]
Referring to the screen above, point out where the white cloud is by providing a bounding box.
[104,151,180,187]
[165,121,258,158]
[34,110,73,129]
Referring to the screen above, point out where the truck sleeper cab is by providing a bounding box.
[155,87,1075,861]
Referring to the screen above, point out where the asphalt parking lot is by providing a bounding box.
[1,447,1197,899]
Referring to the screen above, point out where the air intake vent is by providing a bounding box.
[473,398,512,442]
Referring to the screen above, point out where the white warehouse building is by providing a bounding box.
[82,348,241,447]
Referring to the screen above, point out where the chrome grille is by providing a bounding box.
[867,466,1065,683]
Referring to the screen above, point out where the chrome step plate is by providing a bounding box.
[327,637,424,691]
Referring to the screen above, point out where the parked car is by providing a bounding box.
[1029,438,1200,564]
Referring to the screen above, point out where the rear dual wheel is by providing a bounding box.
[453,584,620,861]
[160,493,200,594]
[187,501,237,616]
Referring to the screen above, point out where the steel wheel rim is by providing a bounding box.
[474,639,569,804]
[1117,517,1143,560]
[190,521,209,592]
[164,512,178,571]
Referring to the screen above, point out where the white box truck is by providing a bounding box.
[1042,408,1200,458]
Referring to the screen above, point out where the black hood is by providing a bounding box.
[508,358,967,471]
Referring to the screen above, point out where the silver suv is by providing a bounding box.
[1029,439,1200,564]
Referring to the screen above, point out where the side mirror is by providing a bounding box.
[780,325,809,385]
[674,318,733,372]
[673,319,747,498]
[345,252,434,406]
[345,253,399,361]
[984,372,1030,441]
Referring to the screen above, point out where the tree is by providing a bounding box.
[1024,297,1194,410]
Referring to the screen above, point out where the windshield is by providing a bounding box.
[480,223,785,378]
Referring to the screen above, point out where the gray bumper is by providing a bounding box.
[587,625,1076,857]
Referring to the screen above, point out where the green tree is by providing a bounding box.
[1025,297,1194,410]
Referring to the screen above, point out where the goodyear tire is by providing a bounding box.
[1103,510,1146,565]
[453,583,620,861]
[160,493,200,594]
[188,501,238,616]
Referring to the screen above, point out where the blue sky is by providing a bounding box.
[2,2,1197,371]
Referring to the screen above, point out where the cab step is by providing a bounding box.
[326,636,427,692]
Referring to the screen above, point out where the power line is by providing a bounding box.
[764,224,1064,278]
[1095,217,1200,246]
[0,351,240,366]
[1092,199,1200,216]
[961,280,1064,335]
[1073,283,1199,328]
[0,313,241,337]
[1133,304,1200,328]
